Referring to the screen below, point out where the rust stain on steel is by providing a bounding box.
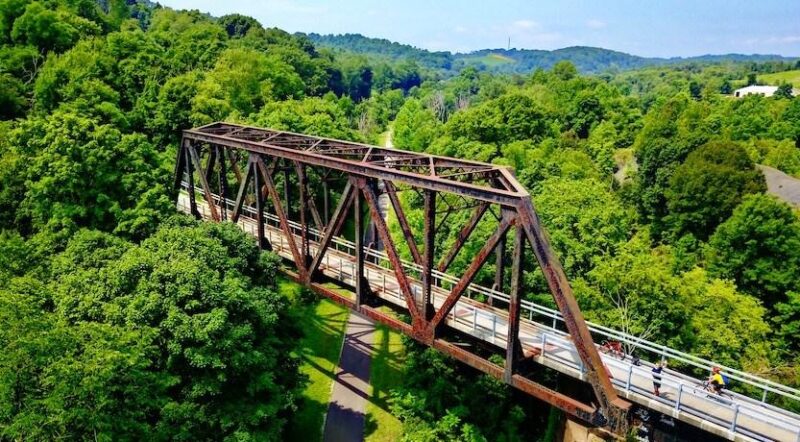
[175,122,630,435]
[254,156,307,279]
[384,180,423,265]
[426,213,513,333]
[437,202,489,273]
[307,181,354,279]
[358,178,421,322]
[517,199,629,431]
[287,269,599,424]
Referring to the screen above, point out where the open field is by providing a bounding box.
[462,52,516,67]
[759,69,800,85]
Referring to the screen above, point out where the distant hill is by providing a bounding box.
[304,33,798,74]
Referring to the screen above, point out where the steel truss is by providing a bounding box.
[174,122,631,433]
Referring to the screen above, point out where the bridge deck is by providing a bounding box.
[179,191,800,442]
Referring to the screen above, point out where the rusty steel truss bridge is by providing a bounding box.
[174,122,800,441]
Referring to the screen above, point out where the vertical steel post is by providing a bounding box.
[505,222,524,384]
[253,159,265,249]
[283,166,291,217]
[185,141,198,219]
[323,179,330,225]
[297,163,310,266]
[422,190,436,320]
[493,230,506,306]
[218,146,228,221]
[354,180,366,306]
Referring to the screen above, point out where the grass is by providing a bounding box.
[364,322,406,442]
[759,70,800,86]
[281,278,350,442]
[459,52,516,68]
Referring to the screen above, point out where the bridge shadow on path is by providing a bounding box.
[323,311,406,442]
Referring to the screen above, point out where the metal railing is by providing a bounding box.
[179,188,800,441]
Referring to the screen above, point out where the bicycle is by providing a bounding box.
[599,340,626,360]
[699,380,733,402]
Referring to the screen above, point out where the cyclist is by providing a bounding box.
[708,366,726,394]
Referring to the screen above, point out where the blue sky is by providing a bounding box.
[157,0,800,57]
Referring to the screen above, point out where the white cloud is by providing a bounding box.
[453,25,468,33]
[512,19,539,30]
[586,19,606,30]
[743,35,800,46]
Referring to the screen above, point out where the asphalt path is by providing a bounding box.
[322,313,376,442]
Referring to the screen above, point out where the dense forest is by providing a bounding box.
[306,32,800,74]
[1,1,800,441]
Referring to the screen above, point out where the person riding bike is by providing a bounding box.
[708,366,726,394]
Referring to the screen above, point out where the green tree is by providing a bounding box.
[665,140,766,239]
[552,60,577,81]
[218,13,262,38]
[775,82,794,100]
[394,98,440,151]
[11,112,169,234]
[534,177,633,277]
[49,222,302,440]
[706,194,800,308]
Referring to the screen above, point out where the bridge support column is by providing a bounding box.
[492,231,506,306]
[184,140,199,219]
[421,189,436,320]
[297,163,311,267]
[283,166,291,217]
[354,185,369,306]
[253,159,266,249]
[504,222,524,384]
[218,146,228,221]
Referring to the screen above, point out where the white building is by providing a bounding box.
[734,85,779,97]
[733,85,798,98]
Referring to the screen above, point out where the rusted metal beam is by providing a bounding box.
[226,148,243,185]
[384,180,422,265]
[516,199,629,429]
[296,162,310,266]
[184,143,199,219]
[307,181,354,279]
[231,156,254,223]
[218,146,229,221]
[184,129,526,206]
[421,189,435,320]
[284,270,599,424]
[308,196,325,231]
[253,159,266,248]
[359,178,421,321]
[354,180,367,306]
[428,214,513,333]
[505,223,524,384]
[255,156,307,278]
[437,202,489,273]
[188,142,220,221]
[493,229,507,303]
[173,137,187,194]
[204,144,217,184]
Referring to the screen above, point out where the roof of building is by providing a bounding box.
[734,85,779,93]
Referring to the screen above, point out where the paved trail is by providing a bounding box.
[758,164,800,207]
[322,313,376,442]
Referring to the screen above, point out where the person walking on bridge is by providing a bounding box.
[652,360,667,397]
